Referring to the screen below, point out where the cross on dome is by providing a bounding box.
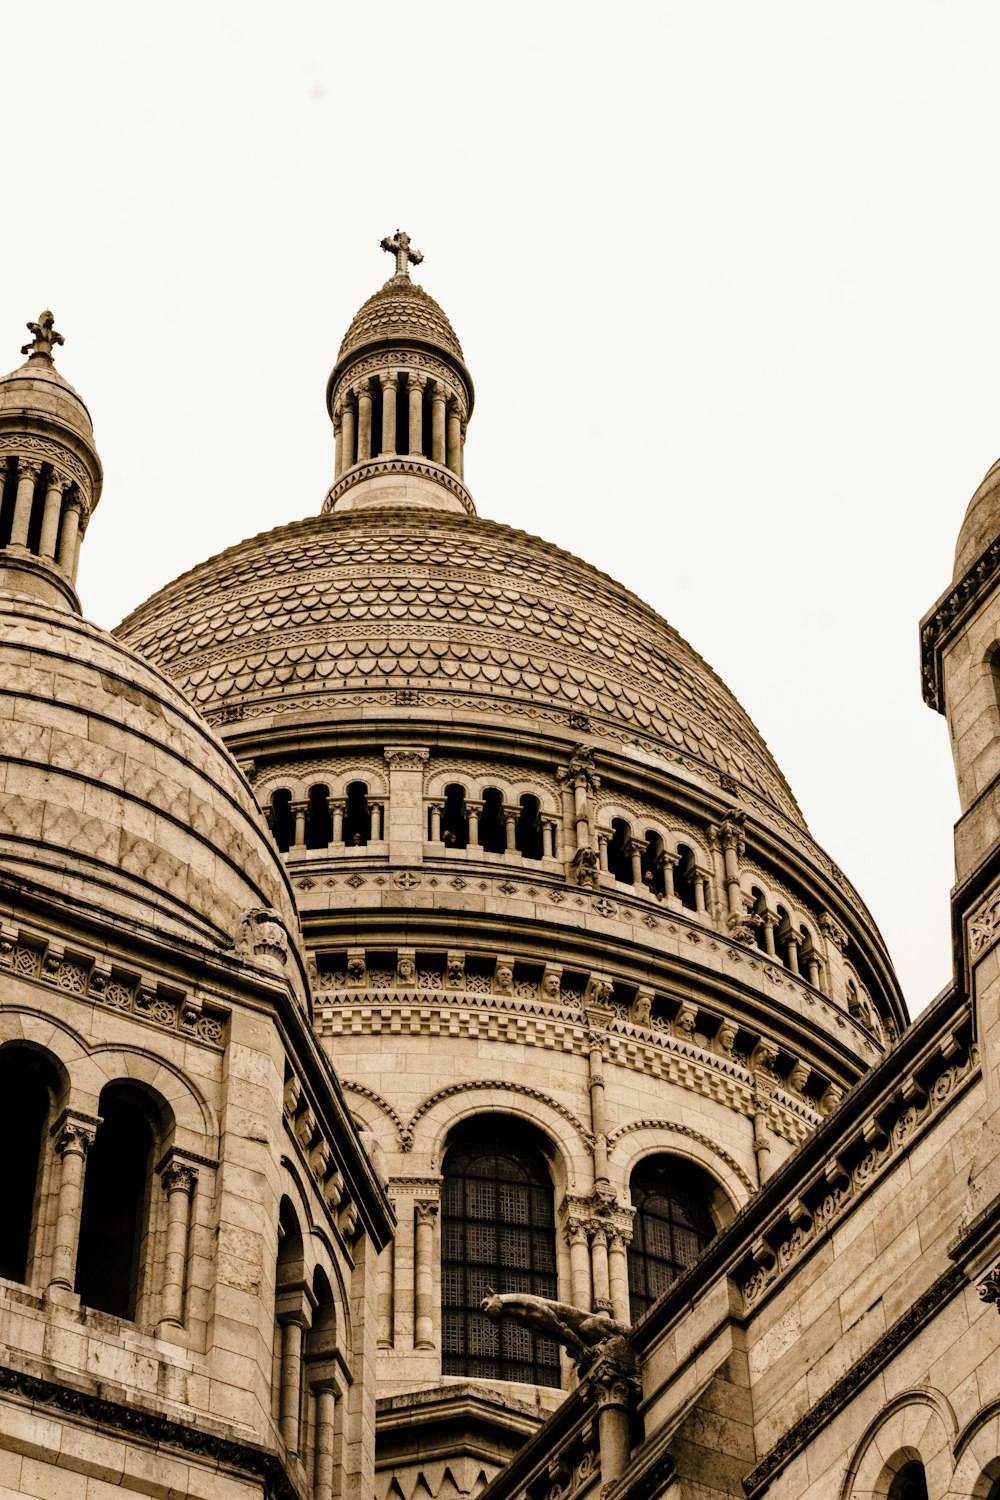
[380,229,424,279]
[21,310,64,361]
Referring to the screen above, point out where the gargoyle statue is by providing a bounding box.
[480,1289,632,1366]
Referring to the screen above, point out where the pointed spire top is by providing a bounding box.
[21,310,64,362]
[380,229,424,280]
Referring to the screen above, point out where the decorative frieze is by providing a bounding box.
[968,882,1000,962]
[0,928,227,1047]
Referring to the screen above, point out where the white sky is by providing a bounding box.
[3,1,996,1016]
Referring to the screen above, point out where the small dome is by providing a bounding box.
[338,275,465,364]
[0,354,96,446]
[0,593,301,954]
[954,456,1000,580]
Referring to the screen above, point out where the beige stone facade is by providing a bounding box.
[4,240,1000,1500]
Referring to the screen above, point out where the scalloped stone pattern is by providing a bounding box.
[337,277,465,363]
[117,510,804,825]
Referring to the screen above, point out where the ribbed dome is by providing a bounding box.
[0,354,96,445]
[954,456,1000,580]
[0,593,301,950]
[338,275,465,363]
[116,509,806,828]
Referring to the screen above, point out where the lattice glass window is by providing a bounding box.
[627,1156,716,1321]
[442,1121,559,1387]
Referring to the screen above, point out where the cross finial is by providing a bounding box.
[380,228,424,280]
[21,310,64,361]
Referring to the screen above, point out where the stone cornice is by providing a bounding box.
[742,1264,965,1496]
[322,456,476,517]
[920,535,1000,714]
[0,1359,304,1500]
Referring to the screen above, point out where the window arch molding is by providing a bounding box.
[413,1084,587,1201]
[254,763,389,805]
[952,1401,1000,1498]
[82,1045,216,1156]
[839,1389,957,1500]
[0,1006,86,1087]
[423,767,560,819]
[625,1151,724,1321]
[592,803,711,867]
[0,1041,67,1288]
[608,1123,752,1209]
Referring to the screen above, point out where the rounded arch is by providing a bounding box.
[342,1082,405,1149]
[254,761,388,805]
[82,1045,216,1150]
[277,1157,353,1352]
[0,1007,87,1102]
[424,766,560,818]
[404,1081,590,1199]
[607,1120,754,1205]
[841,1389,957,1500]
[626,1151,723,1321]
[952,1402,1000,1498]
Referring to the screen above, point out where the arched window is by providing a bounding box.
[887,1461,928,1500]
[608,818,632,883]
[76,1085,156,1320]
[442,1120,559,1387]
[306,784,332,849]
[305,1266,339,1488]
[343,781,371,846]
[479,788,506,854]
[675,845,698,910]
[775,906,792,966]
[642,831,665,898]
[750,888,769,954]
[0,1046,58,1285]
[516,795,543,860]
[441,784,468,849]
[627,1156,716,1321]
[269,789,295,853]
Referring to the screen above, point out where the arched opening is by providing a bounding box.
[442,1118,559,1387]
[887,1461,928,1500]
[343,781,371,846]
[76,1085,156,1320]
[751,888,769,954]
[675,845,698,910]
[274,1197,308,1439]
[516,795,543,860]
[608,818,632,883]
[775,906,792,967]
[0,1046,58,1285]
[627,1156,717,1321]
[478,788,506,854]
[442,784,468,850]
[642,831,666,898]
[269,789,295,853]
[305,784,332,849]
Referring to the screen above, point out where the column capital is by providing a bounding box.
[415,1199,439,1226]
[161,1160,198,1197]
[430,382,448,402]
[44,470,68,495]
[378,370,397,391]
[63,486,85,516]
[407,372,428,393]
[17,458,43,484]
[354,380,372,401]
[53,1115,98,1157]
[384,745,429,771]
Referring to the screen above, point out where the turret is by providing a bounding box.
[323,231,475,516]
[0,312,103,612]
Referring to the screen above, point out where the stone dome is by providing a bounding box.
[337,274,466,365]
[0,592,301,951]
[954,455,1000,580]
[116,507,806,828]
[0,353,96,446]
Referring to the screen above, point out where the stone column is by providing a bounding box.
[330,800,345,847]
[597,833,609,873]
[804,948,820,987]
[56,492,83,580]
[466,801,481,847]
[341,399,356,476]
[431,385,447,463]
[542,819,557,859]
[48,1118,96,1294]
[762,912,778,958]
[9,459,41,548]
[376,1239,394,1348]
[356,384,373,462]
[694,870,708,914]
[38,473,66,559]
[291,801,308,850]
[567,1221,593,1309]
[785,931,801,976]
[380,372,397,456]
[446,402,462,473]
[429,803,443,843]
[370,802,383,841]
[333,410,343,480]
[413,1200,438,1349]
[407,373,426,455]
[504,809,518,852]
[592,1359,635,1487]
[278,1313,307,1451]
[718,820,745,920]
[157,1161,197,1332]
[607,1228,632,1324]
[589,1222,612,1311]
[661,853,677,902]
[312,1381,338,1500]
[572,777,590,850]
[629,838,647,888]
